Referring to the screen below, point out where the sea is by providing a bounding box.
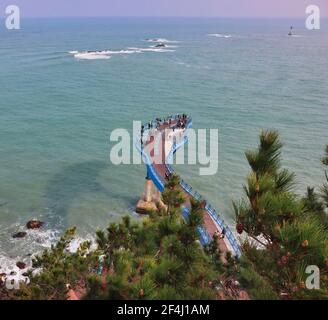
[0,17,327,275]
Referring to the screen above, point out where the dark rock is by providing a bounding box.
[12,231,27,239]
[10,271,16,276]
[26,220,44,230]
[16,262,27,270]
[0,274,6,286]
[155,43,166,48]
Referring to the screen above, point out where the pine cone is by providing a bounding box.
[281,256,289,264]
[236,223,244,235]
[324,258,328,267]
[299,282,305,289]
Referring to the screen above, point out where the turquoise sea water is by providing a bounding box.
[0,18,327,269]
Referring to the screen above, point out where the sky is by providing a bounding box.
[2,0,328,18]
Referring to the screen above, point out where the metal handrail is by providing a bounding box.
[135,115,241,257]
[135,137,165,192]
[182,207,211,246]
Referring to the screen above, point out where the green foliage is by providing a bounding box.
[14,228,100,300]
[302,187,325,214]
[238,255,278,300]
[84,274,104,300]
[279,217,328,266]
[162,174,185,217]
[84,175,222,300]
[321,184,328,208]
[235,131,328,299]
[321,145,328,207]
[245,130,282,177]
[9,134,328,301]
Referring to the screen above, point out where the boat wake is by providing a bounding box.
[288,34,305,38]
[208,33,232,38]
[128,47,175,53]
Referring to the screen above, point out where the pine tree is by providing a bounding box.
[234,131,328,299]
[321,145,328,207]
[83,174,219,300]
[14,228,100,300]
[8,135,328,300]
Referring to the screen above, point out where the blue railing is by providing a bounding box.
[135,115,241,257]
[135,140,165,192]
[182,207,211,246]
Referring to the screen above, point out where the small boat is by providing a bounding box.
[288,26,293,36]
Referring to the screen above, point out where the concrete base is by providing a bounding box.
[136,177,167,215]
[136,199,158,215]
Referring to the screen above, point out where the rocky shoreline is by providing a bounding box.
[0,220,44,292]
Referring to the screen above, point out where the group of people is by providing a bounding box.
[174,114,188,130]
[140,114,189,141]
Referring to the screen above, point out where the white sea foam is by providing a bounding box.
[0,256,30,288]
[104,49,138,55]
[74,52,111,60]
[144,38,179,44]
[70,45,175,60]
[66,235,97,253]
[128,47,175,53]
[0,224,97,286]
[149,44,178,49]
[0,225,60,285]
[208,33,232,38]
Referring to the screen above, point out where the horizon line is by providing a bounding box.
[20,15,328,19]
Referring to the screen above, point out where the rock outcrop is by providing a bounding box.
[26,220,44,230]
[12,231,27,239]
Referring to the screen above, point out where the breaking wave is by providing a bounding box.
[127,47,175,53]
[208,33,232,38]
[144,38,179,43]
[0,222,96,284]
[73,52,111,60]
[0,224,60,283]
[69,46,175,60]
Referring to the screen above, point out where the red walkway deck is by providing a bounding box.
[143,118,230,259]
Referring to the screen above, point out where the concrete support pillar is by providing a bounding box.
[154,189,162,202]
[136,172,166,215]
[144,178,153,203]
